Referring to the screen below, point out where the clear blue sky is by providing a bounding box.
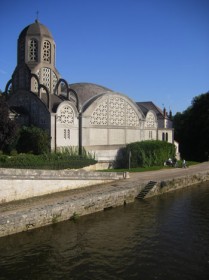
[0,0,209,114]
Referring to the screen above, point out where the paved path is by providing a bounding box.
[0,162,209,215]
[130,161,209,181]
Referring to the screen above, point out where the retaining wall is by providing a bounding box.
[0,168,124,203]
[146,172,209,198]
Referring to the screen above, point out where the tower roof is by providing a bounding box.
[18,20,53,39]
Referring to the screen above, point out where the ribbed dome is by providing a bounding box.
[69,83,113,106]
[19,20,53,39]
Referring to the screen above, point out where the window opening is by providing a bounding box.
[43,40,51,63]
[29,39,38,62]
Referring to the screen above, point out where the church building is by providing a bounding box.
[4,20,178,161]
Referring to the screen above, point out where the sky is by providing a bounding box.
[0,0,209,114]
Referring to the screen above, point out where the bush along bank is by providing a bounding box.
[115,140,176,168]
[0,149,97,170]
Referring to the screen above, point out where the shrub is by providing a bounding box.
[0,150,97,170]
[16,126,50,155]
[57,146,95,159]
[115,140,176,168]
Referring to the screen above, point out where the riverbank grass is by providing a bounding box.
[104,161,199,172]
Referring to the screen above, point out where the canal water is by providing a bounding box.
[0,182,209,280]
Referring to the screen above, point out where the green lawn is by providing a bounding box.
[101,161,199,173]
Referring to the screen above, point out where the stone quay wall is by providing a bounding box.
[0,163,209,238]
[0,168,124,204]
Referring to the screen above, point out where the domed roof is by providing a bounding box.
[69,82,113,106]
[19,20,53,39]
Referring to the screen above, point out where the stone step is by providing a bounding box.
[136,181,157,199]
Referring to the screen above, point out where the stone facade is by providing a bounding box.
[4,20,178,161]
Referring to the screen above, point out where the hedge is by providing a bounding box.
[0,152,97,170]
[115,140,176,168]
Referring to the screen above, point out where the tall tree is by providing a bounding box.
[0,96,19,152]
[173,92,209,162]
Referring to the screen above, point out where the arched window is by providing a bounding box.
[29,39,38,62]
[166,133,168,142]
[162,132,165,141]
[42,68,51,91]
[43,40,51,63]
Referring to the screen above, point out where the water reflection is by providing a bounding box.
[0,182,209,280]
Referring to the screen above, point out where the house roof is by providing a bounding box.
[136,101,165,118]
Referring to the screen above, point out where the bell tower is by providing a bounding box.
[13,20,60,95]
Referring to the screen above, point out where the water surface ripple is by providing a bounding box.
[0,182,209,280]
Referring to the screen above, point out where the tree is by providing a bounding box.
[0,96,19,152]
[173,91,209,162]
[16,126,50,154]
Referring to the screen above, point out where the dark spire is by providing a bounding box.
[36,10,39,22]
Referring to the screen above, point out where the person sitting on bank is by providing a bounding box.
[182,159,187,168]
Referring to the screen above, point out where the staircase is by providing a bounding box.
[136,181,157,199]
